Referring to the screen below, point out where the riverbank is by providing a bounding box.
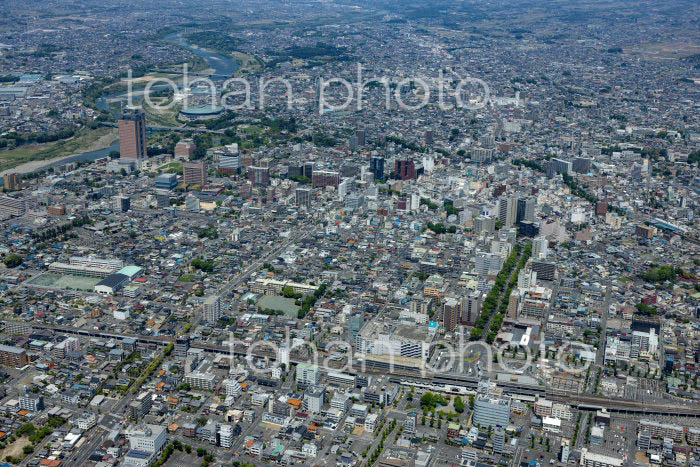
[0,127,118,177]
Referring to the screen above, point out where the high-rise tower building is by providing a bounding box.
[118,108,148,160]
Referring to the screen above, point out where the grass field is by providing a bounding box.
[0,127,116,173]
[26,273,102,291]
[232,51,263,76]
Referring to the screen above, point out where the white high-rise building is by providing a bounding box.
[296,363,320,387]
[224,379,242,397]
[278,345,290,367]
[203,295,222,323]
[125,424,167,454]
[533,236,549,260]
[518,269,537,290]
[218,424,234,448]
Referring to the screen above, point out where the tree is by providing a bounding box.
[468,394,475,410]
[3,254,23,268]
[454,396,465,413]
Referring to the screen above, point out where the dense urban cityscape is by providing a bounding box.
[0,0,699,466]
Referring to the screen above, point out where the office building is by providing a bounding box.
[580,449,623,467]
[155,173,177,190]
[345,192,364,211]
[77,412,97,430]
[473,394,510,428]
[185,194,200,212]
[154,189,170,208]
[560,439,571,463]
[296,187,311,208]
[370,156,385,181]
[0,195,26,217]
[296,362,320,388]
[312,170,340,188]
[174,139,196,158]
[118,108,147,160]
[474,253,503,277]
[112,195,131,213]
[303,386,325,414]
[516,197,536,224]
[573,157,592,174]
[174,337,189,359]
[183,161,207,187]
[395,159,416,180]
[531,261,556,282]
[203,295,222,323]
[348,311,364,347]
[125,424,167,455]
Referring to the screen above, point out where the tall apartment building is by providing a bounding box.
[473,216,496,235]
[442,297,460,332]
[296,187,311,208]
[174,337,190,359]
[0,344,29,367]
[3,173,21,191]
[348,311,364,347]
[461,292,482,325]
[183,161,207,187]
[129,391,153,420]
[203,295,222,323]
[118,108,147,160]
[551,158,572,175]
[498,196,518,228]
[474,253,503,277]
[533,236,549,260]
[248,165,270,186]
[312,170,340,188]
[19,393,43,412]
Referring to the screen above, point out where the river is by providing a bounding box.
[74,33,240,167]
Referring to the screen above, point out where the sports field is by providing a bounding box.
[26,273,101,291]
